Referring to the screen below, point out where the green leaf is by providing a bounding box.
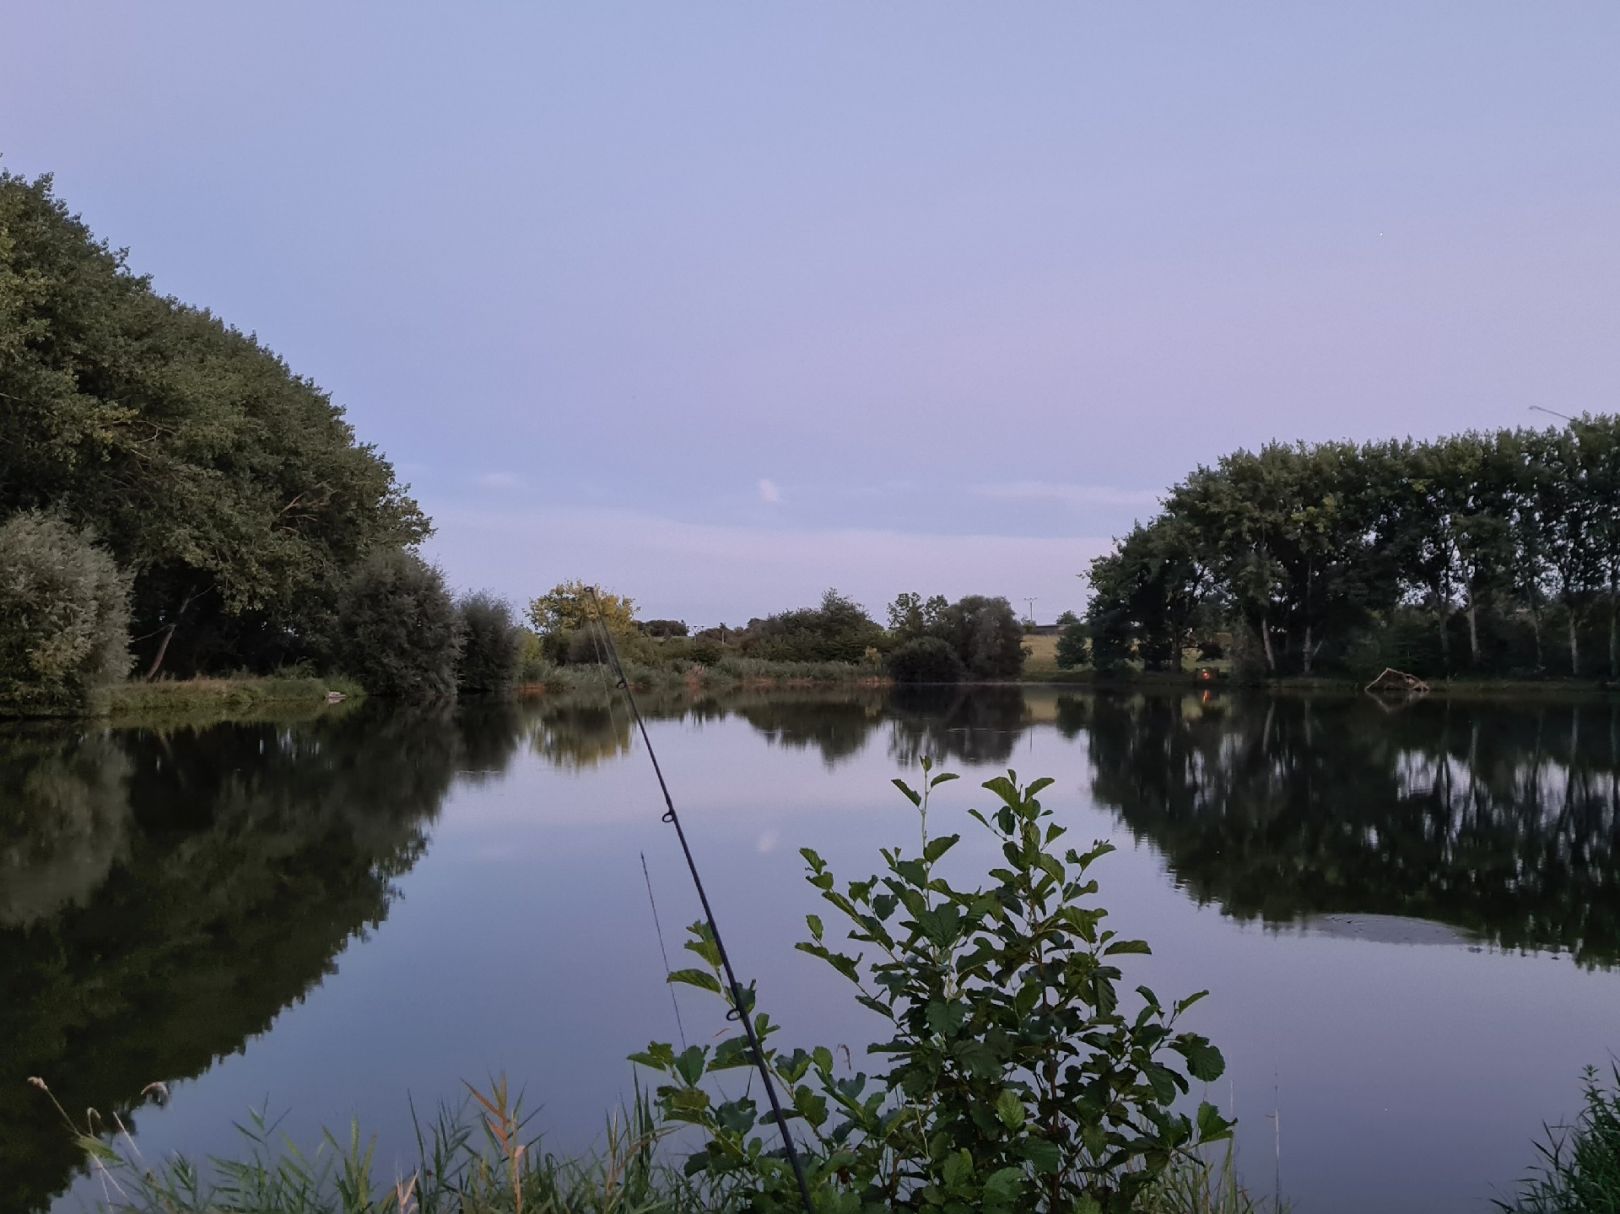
[627,1041,675,1070]
[1018,1136,1062,1173]
[994,1088,1026,1130]
[674,1045,707,1085]
[805,913,824,941]
[1174,990,1210,1016]
[1196,1099,1235,1143]
[923,833,960,864]
[1175,1034,1227,1082]
[983,1167,1024,1207]
[929,771,959,789]
[892,778,922,807]
[666,968,721,994]
[1105,938,1152,956]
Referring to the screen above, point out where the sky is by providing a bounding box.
[4,3,1618,625]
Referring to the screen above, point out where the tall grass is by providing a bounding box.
[1500,1065,1620,1214]
[40,1077,707,1214]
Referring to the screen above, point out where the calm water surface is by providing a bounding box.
[4,688,1618,1213]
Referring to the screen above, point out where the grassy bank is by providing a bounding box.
[521,657,890,697]
[96,676,364,721]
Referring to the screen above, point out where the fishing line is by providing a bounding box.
[585,589,814,1212]
[640,850,689,1051]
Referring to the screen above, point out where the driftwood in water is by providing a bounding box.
[1365,667,1431,695]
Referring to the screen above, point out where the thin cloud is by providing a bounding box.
[476,471,524,492]
[972,481,1161,509]
[757,478,782,504]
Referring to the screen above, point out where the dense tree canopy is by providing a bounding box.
[0,171,428,684]
[738,589,886,663]
[1086,419,1620,679]
[888,591,1027,680]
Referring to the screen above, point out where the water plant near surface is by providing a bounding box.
[633,762,1234,1213]
[1500,1064,1620,1214]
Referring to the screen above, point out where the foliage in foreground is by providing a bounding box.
[1501,1064,1620,1214]
[636,766,1233,1212]
[49,1085,1271,1214]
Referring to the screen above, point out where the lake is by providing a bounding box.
[5,686,1618,1213]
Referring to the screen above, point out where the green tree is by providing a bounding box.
[0,513,130,711]
[887,591,949,638]
[455,592,523,693]
[0,171,429,678]
[1055,617,1090,670]
[527,580,638,637]
[933,595,1026,679]
[333,550,462,698]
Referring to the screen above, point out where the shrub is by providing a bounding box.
[886,635,967,684]
[637,765,1233,1212]
[333,549,462,698]
[740,589,885,663]
[0,512,130,711]
[689,638,724,666]
[456,592,524,693]
[1056,620,1091,670]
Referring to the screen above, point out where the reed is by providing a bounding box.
[1500,1064,1620,1214]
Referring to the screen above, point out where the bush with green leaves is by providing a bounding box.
[0,512,130,711]
[456,592,524,693]
[333,549,462,698]
[634,764,1232,1213]
[1056,621,1091,670]
[885,636,967,685]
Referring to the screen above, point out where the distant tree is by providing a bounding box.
[1055,619,1091,670]
[934,595,1026,680]
[1056,610,1080,628]
[333,550,462,698]
[885,636,966,684]
[455,592,523,693]
[527,580,638,637]
[0,513,130,709]
[742,589,886,663]
[887,591,949,638]
[641,619,688,638]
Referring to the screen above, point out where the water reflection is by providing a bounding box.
[1075,691,1620,968]
[0,704,456,1213]
[6,687,1620,1212]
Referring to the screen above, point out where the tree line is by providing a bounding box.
[0,171,529,709]
[524,583,1028,683]
[1084,418,1620,680]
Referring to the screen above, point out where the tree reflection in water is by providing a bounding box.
[1075,691,1620,968]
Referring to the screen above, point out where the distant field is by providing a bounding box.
[1023,632,1062,674]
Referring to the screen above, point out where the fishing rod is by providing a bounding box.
[585,589,814,1212]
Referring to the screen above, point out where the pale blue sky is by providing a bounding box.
[5,4,1617,623]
